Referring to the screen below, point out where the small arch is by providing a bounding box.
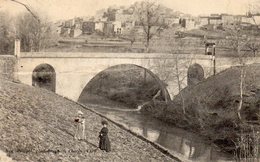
[32,64,56,92]
[187,63,204,86]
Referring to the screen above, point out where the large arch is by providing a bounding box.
[78,64,171,107]
[32,64,56,92]
[187,63,204,86]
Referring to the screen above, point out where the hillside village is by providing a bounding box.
[55,4,260,39]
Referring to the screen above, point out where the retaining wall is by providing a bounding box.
[0,55,16,81]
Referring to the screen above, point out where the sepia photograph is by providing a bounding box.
[0,0,260,161]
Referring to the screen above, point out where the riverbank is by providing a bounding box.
[0,79,177,162]
[141,65,260,157]
[83,102,234,162]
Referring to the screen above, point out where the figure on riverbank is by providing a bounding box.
[98,120,111,152]
[74,110,86,140]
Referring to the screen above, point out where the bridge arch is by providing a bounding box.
[78,64,171,106]
[187,63,204,86]
[32,63,56,92]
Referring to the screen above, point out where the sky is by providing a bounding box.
[0,0,259,21]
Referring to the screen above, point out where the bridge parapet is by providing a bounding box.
[20,52,212,60]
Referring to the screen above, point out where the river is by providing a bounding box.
[83,103,234,162]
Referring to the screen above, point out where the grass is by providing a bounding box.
[233,127,260,161]
[0,79,175,162]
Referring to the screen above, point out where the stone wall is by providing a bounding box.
[0,55,16,81]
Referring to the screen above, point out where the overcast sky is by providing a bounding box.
[0,0,259,21]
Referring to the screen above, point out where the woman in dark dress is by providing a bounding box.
[99,120,111,152]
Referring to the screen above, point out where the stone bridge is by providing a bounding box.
[16,51,253,102]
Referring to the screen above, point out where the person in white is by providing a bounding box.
[74,110,86,140]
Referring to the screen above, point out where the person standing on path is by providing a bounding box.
[98,120,111,152]
[74,110,86,140]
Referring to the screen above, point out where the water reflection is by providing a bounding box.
[94,107,234,162]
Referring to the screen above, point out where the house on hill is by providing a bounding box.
[208,14,222,26]
[103,22,115,36]
[82,21,95,34]
[64,19,75,28]
[179,18,197,30]
[252,14,260,25]
[70,28,82,38]
[113,21,122,34]
[221,14,238,26]
[95,22,105,33]
[198,14,223,29]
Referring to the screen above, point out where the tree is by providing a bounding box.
[151,28,197,114]
[120,28,137,48]
[7,0,58,52]
[244,34,260,57]
[16,12,59,52]
[0,12,15,54]
[133,0,169,52]
[225,24,258,121]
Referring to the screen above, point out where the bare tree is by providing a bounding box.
[6,0,58,52]
[151,28,196,113]
[152,54,194,114]
[0,11,15,54]
[16,12,59,52]
[120,28,137,48]
[133,0,169,52]
[225,24,258,121]
[245,36,260,57]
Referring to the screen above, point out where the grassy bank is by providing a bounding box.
[141,65,260,157]
[0,79,176,161]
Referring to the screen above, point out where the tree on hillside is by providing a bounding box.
[133,0,169,52]
[120,28,137,48]
[245,37,260,57]
[7,0,59,52]
[225,25,258,121]
[0,12,15,54]
[152,54,194,114]
[151,28,197,114]
[16,12,59,52]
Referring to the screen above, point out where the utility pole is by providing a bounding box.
[10,0,40,23]
[213,44,216,75]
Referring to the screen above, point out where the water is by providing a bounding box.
[86,104,234,162]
